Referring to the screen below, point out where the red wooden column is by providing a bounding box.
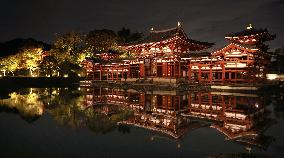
[165,96,168,113]
[100,65,102,81]
[173,62,176,77]
[128,64,130,78]
[178,62,181,77]
[111,68,114,81]
[222,62,225,83]
[162,63,167,77]
[139,93,145,108]
[188,63,191,82]
[122,68,124,80]
[198,92,201,108]
[92,64,95,80]
[209,65,212,83]
[235,61,237,82]
[198,64,202,83]
[141,64,144,77]
[166,63,169,77]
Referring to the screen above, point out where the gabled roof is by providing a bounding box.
[225,26,276,42]
[212,42,258,56]
[226,28,267,37]
[136,27,183,44]
[124,25,214,50]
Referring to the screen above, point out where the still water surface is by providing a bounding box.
[0,87,284,158]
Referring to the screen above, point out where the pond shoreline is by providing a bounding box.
[80,80,283,93]
[0,77,81,88]
[0,77,282,93]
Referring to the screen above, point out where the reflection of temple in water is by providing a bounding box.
[186,92,271,148]
[82,87,273,148]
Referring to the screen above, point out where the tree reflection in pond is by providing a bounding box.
[0,89,44,122]
[0,87,133,133]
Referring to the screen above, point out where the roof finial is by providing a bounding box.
[150,27,154,31]
[246,23,253,30]
[177,21,181,27]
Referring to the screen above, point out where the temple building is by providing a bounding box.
[122,22,213,82]
[186,24,275,83]
[83,23,275,83]
[83,22,213,83]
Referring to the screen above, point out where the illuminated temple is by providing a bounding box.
[83,23,275,83]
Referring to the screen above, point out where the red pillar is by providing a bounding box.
[209,93,212,110]
[100,65,102,81]
[188,63,191,82]
[198,92,201,108]
[173,62,175,77]
[198,65,202,83]
[111,68,114,81]
[128,64,130,78]
[139,64,145,77]
[178,62,181,77]
[209,66,212,83]
[162,63,167,77]
[92,64,95,80]
[166,63,169,77]
[222,62,225,83]
[122,68,124,80]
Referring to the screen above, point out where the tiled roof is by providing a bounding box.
[231,42,258,49]
[226,28,275,41]
[127,26,214,48]
[137,27,180,44]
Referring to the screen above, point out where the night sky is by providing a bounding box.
[1,0,284,50]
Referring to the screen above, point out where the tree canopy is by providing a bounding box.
[0,28,143,77]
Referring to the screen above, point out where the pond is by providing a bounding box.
[0,86,283,158]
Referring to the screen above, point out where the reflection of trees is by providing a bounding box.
[46,88,86,128]
[85,106,133,134]
[45,88,133,133]
[0,87,134,133]
[0,91,44,122]
[50,101,133,133]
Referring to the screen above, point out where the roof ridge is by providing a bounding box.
[150,27,178,33]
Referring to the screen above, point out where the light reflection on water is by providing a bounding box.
[0,87,283,158]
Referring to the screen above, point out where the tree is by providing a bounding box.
[20,47,43,76]
[0,54,20,76]
[117,27,143,45]
[84,29,122,80]
[51,31,85,76]
[85,29,118,54]
[39,55,58,77]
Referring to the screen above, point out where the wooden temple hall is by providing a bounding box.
[83,22,275,83]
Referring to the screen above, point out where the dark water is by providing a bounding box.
[0,86,284,158]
